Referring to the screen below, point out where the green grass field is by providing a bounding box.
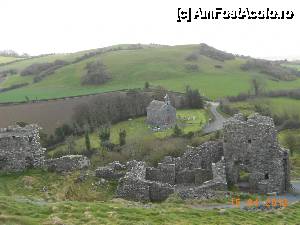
[229,97,300,118]
[1,169,300,225]
[49,109,208,157]
[0,56,21,64]
[1,44,300,102]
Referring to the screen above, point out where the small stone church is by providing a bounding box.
[146,94,176,127]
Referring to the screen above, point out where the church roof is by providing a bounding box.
[147,100,165,111]
[147,99,176,112]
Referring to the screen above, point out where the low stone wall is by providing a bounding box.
[46,155,90,172]
[116,142,228,202]
[117,161,175,202]
[146,163,176,185]
[95,161,127,180]
[177,159,227,199]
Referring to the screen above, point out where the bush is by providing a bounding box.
[214,65,223,69]
[172,125,183,137]
[219,100,238,116]
[81,61,111,85]
[185,53,198,61]
[227,92,250,102]
[199,43,235,61]
[241,59,299,81]
[0,82,29,93]
[0,69,17,76]
[265,88,300,100]
[184,64,199,72]
[21,62,53,76]
[21,60,68,82]
[184,86,205,109]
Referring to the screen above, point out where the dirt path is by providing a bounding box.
[203,102,227,134]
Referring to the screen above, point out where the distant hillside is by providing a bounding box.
[0,44,300,103]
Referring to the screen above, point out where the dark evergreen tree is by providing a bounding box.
[119,129,127,146]
[85,131,91,151]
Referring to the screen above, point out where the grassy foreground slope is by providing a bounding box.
[1,45,300,102]
[1,170,300,225]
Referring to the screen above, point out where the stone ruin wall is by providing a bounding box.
[0,112,291,202]
[223,113,290,194]
[0,125,45,172]
[116,160,175,202]
[115,141,227,202]
[110,113,291,202]
[0,124,91,173]
[45,155,90,173]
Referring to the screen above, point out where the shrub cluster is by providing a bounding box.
[184,64,199,72]
[185,52,198,61]
[0,69,17,76]
[182,86,205,109]
[199,43,235,61]
[81,61,111,85]
[265,89,300,100]
[240,59,300,81]
[20,60,68,82]
[0,83,29,93]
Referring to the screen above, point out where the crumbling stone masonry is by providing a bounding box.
[117,161,175,202]
[116,113,290,202]
[0,124,91,173]
[95,161,127,180]
[0,125,45,172]
[46,155,90,173]
[223,113,290,194]
[117,142,227,202]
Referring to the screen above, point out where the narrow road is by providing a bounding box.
[203,101,227,134]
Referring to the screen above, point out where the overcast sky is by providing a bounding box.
[0,0,299,59]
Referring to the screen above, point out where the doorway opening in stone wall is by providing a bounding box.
[238,168,251,191]
[235,160,251,192]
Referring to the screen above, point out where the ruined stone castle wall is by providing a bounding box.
[223,113,290,193]
[0,125,45,172]
[117,161,175,202]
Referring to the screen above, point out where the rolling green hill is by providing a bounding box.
[1,44,300,103]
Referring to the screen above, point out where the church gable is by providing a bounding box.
[146,95,176,127]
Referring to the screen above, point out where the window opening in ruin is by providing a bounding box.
[248,139,252,144]
[265,173,269,179]
[28,136,33,143]
[12,136,16,139]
